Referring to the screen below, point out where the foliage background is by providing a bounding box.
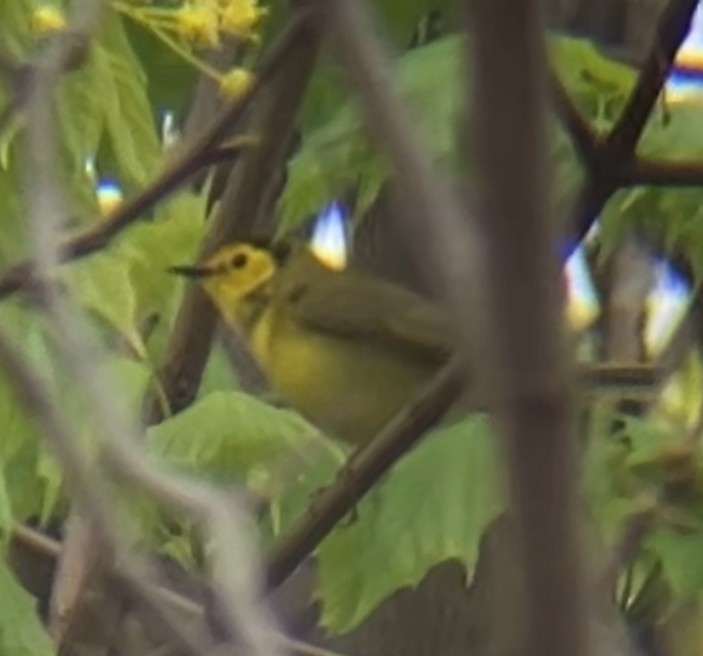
[1,0,703,654]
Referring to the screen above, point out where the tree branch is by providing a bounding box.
[618,156,703,186]
[463,3,591,656]
[0,9,311,301]
[568,0,700,244]
[550,74,601,170]
[145,4,321,422]
[606,0,699,158]
[266,361,464,590]
[0,329,215,656]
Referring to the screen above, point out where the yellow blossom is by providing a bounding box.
[220,0,267,41]
[219,67,254,100]
[31,5,66,34]
[176,4,220,48]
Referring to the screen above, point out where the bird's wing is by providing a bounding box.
[281,268,453,365]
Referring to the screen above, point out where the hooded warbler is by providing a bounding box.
[171,241,662,446]
[171,241,454,446]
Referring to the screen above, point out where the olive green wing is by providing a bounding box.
[280,269,453,365]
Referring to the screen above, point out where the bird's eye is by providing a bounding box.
[231,252,248,269]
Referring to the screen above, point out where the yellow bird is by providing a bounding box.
[170,241,453,447]
[171,241,662,446]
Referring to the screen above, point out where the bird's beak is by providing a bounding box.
[167,265,217,278]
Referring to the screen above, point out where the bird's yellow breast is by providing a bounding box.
[249,306,434,446]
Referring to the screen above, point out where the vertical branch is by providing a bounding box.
[21,1,117,645]
[463,4,590,656]
[147,7,321,422]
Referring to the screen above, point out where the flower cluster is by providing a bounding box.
[31,5,67,34]
[113,0,268,100]
[174,0,268,48]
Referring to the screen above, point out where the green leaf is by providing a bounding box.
[59,190,205,360]
[297,0,454,130]
[278,35,465,234]
[0,2,33,59]
[120,191,206,321]
[373,0,451,46]
[0,150,31,268]
[96,10,162,189]
[550,37,635,126]
[0,557,53,656]
[0,297,152,525]
[316,414,502,632]
[0,473,13,541]
[619,416,675,469]
[62,250,147,358]
[648,528,703,598]
[639,101,703,161]
[122,18,198,118]
[280,34,603,235]
[33,354,150,524]
[149,390,338,481]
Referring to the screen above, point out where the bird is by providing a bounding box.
[169,240,454,446]
[170,240,664,446]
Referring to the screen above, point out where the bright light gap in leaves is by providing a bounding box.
[310,202,349,271]
[668,2,703,100]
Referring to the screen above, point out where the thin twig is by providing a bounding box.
[606,0,699,159]
[0,329,215,656]
[21,1,288,653]
[618,157,703,186]
[550,74,601,169]
[217,324,274,397]
[11,522,350,656]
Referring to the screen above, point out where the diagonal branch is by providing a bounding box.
[606,0,700,158]
[550,74,601,170]
[0,9,311,301]
[266,361,464,590]
[145,5,321,423]
[567,0,700,244]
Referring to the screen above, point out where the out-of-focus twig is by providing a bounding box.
[316,0,483,367]
[19,1,122,647]
[19,1,288,654]
[463,4,591,656]
[11,522,349,656]
[0,329,216,656]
